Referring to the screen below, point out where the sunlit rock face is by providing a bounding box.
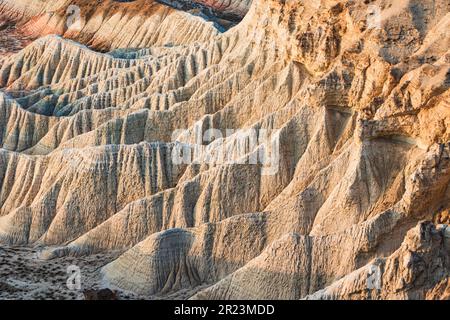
[0,0,449,299]
[159,0,252,18]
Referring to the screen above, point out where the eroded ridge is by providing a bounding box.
[0,0,449,299]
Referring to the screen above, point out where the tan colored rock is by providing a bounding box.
[0,0,219,50]
[0,0,449,300]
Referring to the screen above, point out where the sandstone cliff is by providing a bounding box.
[0,0,449,299]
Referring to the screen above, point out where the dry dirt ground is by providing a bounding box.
[0,245,141,300]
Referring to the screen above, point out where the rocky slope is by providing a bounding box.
[159,0,251,23]
[0,0,449,299]
[0,0,222,50]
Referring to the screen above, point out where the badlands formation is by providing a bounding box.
[0,0,449,299]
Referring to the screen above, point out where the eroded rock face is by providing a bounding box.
[190,0,250,17]
[159,0,251,20]
[0,0,220,51]
[0,0,449,300]
[303,222,450,300]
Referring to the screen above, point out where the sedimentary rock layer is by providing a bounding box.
[0,0,220,50]
[160,0,251,19]
[0,0,449,299]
